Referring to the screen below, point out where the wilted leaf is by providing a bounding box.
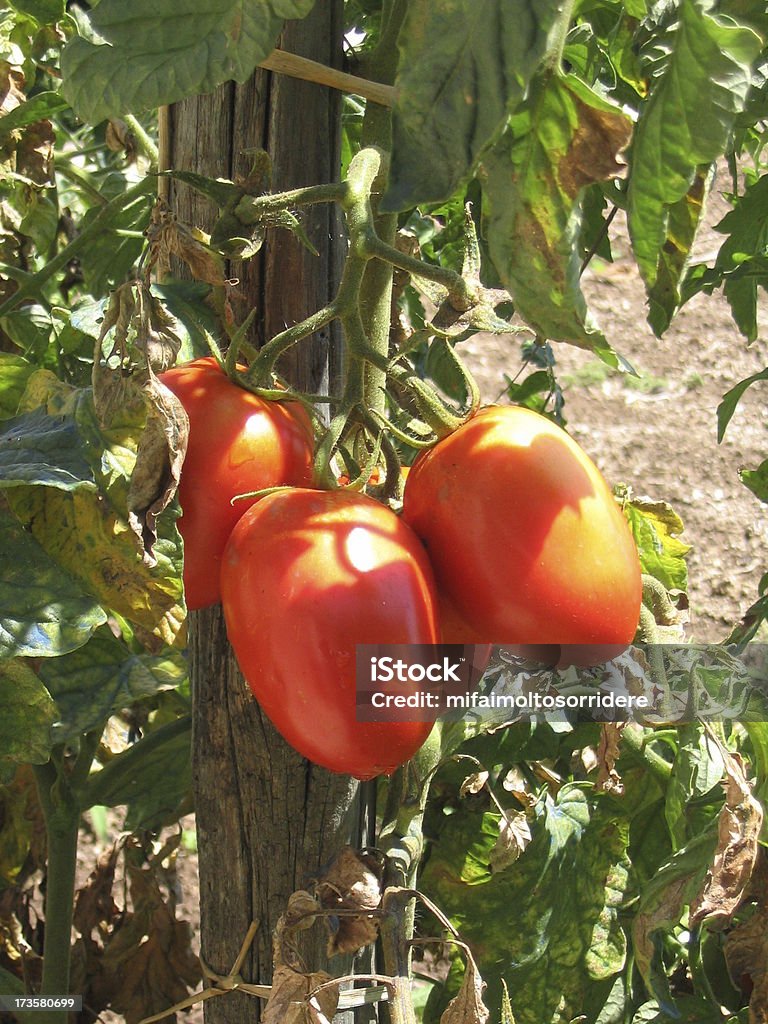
[384,0,565,209]
[481,74,631,348]
[283,890,321,932]
[9,384,185,650]
[460,771,489,797]
[596,723,626,796]
[724,887,768,1024]
[421,789,630,1023]
[627,0,761,290]
[73,843,121,939]
[75,839,200,1024]
[689,748,763,928]
[127,374,189,565]
[489,811,532,873]
[62,0,315,123]
[0,506,106,659]
[316,847,382,956]
[622,494,690,592]
[441,955,489,1024]
[263,966,337,1024]
[0,661,57,774]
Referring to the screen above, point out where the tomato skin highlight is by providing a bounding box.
[159,358,314,610]
[220,488,438,779]
[402,406,642,656]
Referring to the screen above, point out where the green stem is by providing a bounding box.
[123,114,159,168]
[621,724,672,786]
[31,732,101,1021]
[31,774,79,1018]
[547,0,578,72]
[233,181,348,225]
[0,176,157,320]
[364,235,476,311]
[244,304,337,384]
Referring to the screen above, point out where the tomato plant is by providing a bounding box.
[159,357,314,609]
[402,405,643,649]
[220,487,437,779]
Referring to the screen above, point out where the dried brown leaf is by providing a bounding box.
[440,955,489,1024]
[316,847,382,956]
[72,843,121,938]
[690,748,763,928]
[263,966,337,1024]
[489,811,532,874]
[501,767,536,809]
[283,889,321,932]
[460,771,489,797]
[596,722,626,796]
[724,866,768,1024]
[93,855,200,1023]
[127,372,189,565]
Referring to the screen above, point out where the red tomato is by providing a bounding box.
[160,357,314,610]
[402,406,642,661]
[220,488,438,779]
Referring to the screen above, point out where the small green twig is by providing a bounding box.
[0,176,156,320]
[123,114,159,168]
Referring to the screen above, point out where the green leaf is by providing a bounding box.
[420,787,631,1024]
[631,828,718,1008]
[61,0,316,122]
[78,187,153,295]
[0,304,52,361]
[0,661,57,772]
[627,0,762,290]
[0,90,68,133]
[623,495,690,591]
[0,506,106,658]
[717,368,768,441]
[664,724,724,850]
[424,339,469,405]
[740,459,768,503]
[0,407,97,491]
[0,353,34,420]
[151,281,220,362]
[647,166,710,336]
[384,0,565,209]
[8,0,64,23]
[632,996,734,1023]
[81,714,191,829]
[8,379,186,651]
[714,173,768,342]
[38,628,187,743]
[480,74,632,347]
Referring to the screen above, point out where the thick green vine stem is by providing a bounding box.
[218,145,484,488]
[31,731,101,1024]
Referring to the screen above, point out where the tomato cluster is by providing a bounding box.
[163,359,642,779]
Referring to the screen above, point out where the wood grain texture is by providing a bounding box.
[170,5,365,1020]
